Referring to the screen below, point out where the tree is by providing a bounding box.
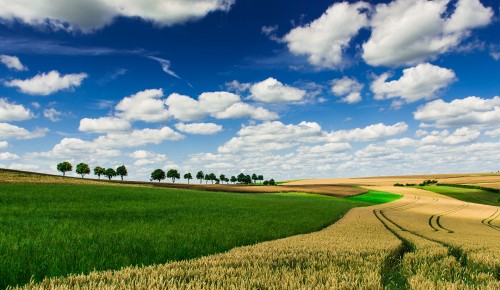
[230,176,236,184]
[93,166,105,179]
[196,171,204,184]
[224,177,230,183]
[205,174,210,184]
[116,165,128,181]
[269,179,276,185]
[75,163,90,178]
[151,169,166,182]
[167,169,180,183]
[263,180,269,185]
[258,175,264,183]
[219,174,226,184]
[57,161,72,177]
[104,168,117,180]
[237,173,246,184]
[208,173,217,184]
[252,173,258,184]
[184,172,193,184]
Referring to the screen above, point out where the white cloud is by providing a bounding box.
[164,93,208,121]
[0,0,234,33]
[218,121,324,154]
[386,137,418,148]
[175,122,222,135]
[4,70,87,96]
[363,0,493,66]
[0,98,33,121]
[198,92,241,114]
[297,143,351,154]
[327,122,408,142]
[331,77,363,104]
[129,150,167,166]
[250,78,306,103]
[43,108,63,122]
[0,55,27,71]
[371,63,456,104]
[0,152,20,160]
[0,123,48,140]
[284,2,370,69]
[0,141,8,149]
[355,144,401,158]
[165,91,278,121]
[79,117,131,133]
[115,89,169,122]
[420,127,480,145]
[29,126,183,162]
[414,96,500,128]
[94,127,184,148]
[214,102,278,121]
[485,130,500,138]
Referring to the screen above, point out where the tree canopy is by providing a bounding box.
[57,161,72,177]
[167,169,180,183]
[116,165,128,181]
[151,169,166,182]
[75,163,90,178]
[93,166,105,179]
[104,168,117,180]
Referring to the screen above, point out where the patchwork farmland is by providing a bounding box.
[2,170,499,289]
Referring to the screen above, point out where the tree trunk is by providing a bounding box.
[121,176,123,181]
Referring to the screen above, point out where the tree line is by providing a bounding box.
[150,169,275,185]
[56,161,275,185]
[56,161,127,180]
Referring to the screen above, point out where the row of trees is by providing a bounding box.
[150,169,275,185]
[56,161,275,185]
[56,161,128,180]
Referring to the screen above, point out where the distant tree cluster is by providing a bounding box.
[56,161,128,181]
[150,169,275,185]
[56,161,277,185]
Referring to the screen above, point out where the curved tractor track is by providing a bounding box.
[18,186,499,289]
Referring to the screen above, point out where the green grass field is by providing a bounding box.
[0,184,398,288]
[419,185,499,206]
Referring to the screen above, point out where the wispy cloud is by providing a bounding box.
[0,36,145,56]
[148,56,193,87]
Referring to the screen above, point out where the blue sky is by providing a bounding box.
[0,0,498,181]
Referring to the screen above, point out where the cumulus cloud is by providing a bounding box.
[4,70,87,96]
[0,123,48,139]
[414,96,500,128]
[0,54,27,71]
[218,121,324,154]
[327,122,408,142]
[43,108,63,122]
[284,1,370,69]
[79,117,131,133]
[420,127,480,145]
[297,143,351,154]
[0,0,235,33]
[0,98,33,121]
[175,122,222,135]
[250,78,306,103]
[355,144,401,158]
[371,63,456,104]
[213,102,278,120]
[165,91,277,121]
[0,141,8,149]
[331,77,363,104]
[30,126,183,161]
[115,89,169,122]
[129,150,167,166]
[363,0,493,66]
[0,152,20,160]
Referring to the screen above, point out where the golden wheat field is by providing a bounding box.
[15,173,499,289]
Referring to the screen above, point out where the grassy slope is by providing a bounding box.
[418,185,499,206]
[347,190,402,204]
[0,184,395,288]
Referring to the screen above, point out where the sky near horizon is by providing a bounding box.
[0,0,498,181]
